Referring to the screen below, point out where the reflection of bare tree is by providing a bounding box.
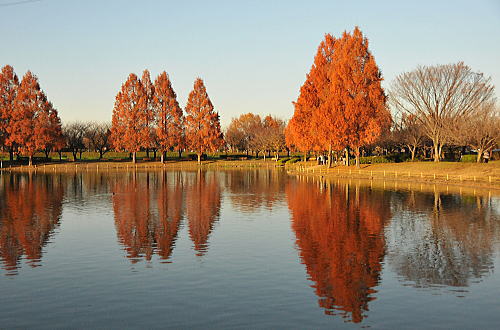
[0,173,64,275]
[387,191,499,287]
[287,178,392,323]
[113,172,183,263]
[224,169,287,213]
[186,170,222,256]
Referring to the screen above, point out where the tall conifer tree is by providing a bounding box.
[111,73,148,163]
[153,71,184,163]
[184,78,224,163]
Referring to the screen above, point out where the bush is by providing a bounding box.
[276,157,290,165]
[286,157,301,164]
[460,154,477,163]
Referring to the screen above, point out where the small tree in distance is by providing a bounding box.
[184,78,224,163]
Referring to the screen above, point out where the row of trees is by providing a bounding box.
[111,70,224,163]
[0,65,64,166]
[225,113,286,159]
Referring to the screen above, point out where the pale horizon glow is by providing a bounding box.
[1,0,499,127]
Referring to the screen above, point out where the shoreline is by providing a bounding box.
[1,159,499,191]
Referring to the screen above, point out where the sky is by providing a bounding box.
[1,0,499,127]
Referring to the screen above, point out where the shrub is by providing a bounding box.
[276,157,290,165]
[460,154,477,163]
[286,157,301,164]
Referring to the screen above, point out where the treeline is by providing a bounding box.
[285,27,499,166]
[111,70,223,163]
[0,66,225,164]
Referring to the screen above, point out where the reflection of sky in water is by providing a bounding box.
[0,170,499,328]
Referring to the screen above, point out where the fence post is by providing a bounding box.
[489,176,492,183]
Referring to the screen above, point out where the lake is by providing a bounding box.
[1,169,499,329]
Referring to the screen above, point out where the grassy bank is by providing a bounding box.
[286,160,500,189]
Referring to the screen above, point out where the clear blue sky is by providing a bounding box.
[1,0,499,127]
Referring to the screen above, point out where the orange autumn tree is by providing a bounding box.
[153,71,184,163]
[0,65,19,161]
[36,100,64,159]
[184,78,224,163]
[7,71,57,166]
[287,34,335,162]
[225,113,262,154]
[111,73,148,163]
[141,69,156,158]
[317,27,390,167]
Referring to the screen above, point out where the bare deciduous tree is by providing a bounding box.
[449,104,499,162]
[85,122,111,160]
[394,113,425,161]
[390,62,495,162]
[63,122,88,161]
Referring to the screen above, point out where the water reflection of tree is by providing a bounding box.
[286,178,392,323]
[0,173,64,275]
[113,172,184,263]
[387,191,499,288]
[186,170,222,256]
[224,169,287,213]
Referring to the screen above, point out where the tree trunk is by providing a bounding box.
[178,150,182,159]
[146,148,150,158]
[409,145,416,161]
[287,149,290,157]
[79,150,83,160]
[303,152,307,162]
[197,153,201,164]
[44,150,50,160]
[132,152,136,163]
[99,150,103,160]
[29,155,33,166]
[153,149,157,160]
[246,149,249,156]
[9,149,14,161]
[327,144,332,168]
[345,148,349,167]
[58,151,62,161]
[433,143,440,162]
[73,151,78,162]
[476,149,482,163]
[161,152,165,164]
[355,146,360,168]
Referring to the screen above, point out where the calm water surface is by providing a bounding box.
[0,169,499,329]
